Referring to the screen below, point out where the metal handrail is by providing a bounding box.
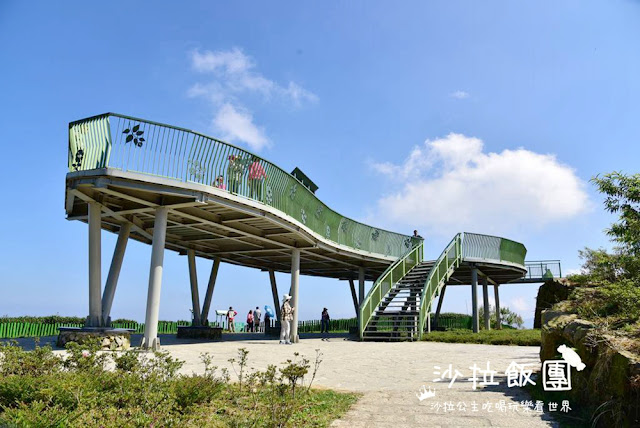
[358,241,424,339]
[462,232,527,266]
[417,234,462,334]
[522,260,562,280]
[67,113,413,258]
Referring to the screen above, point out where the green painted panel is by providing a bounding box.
[68,113,412,258]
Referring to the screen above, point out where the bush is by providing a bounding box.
[0,315,86,324]
[0,342,356,427]
[422,329,541,346]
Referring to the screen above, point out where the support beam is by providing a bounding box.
[201,257,220,324]
[482,276,490,330]
[187,249,202,326]
[141,206,169,351]
[434,285,447,329]
[494,284,502,330]
[87,202,102,327]
[348,279,359,318]
[101,223,131,325]
[289,249,300,343]
[471,267,479,333]
[358,267,365,305]
[269,269,281,321]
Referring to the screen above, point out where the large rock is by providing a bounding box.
[56,328,131,350]
[540,309,639,426]
[534,280,570,328]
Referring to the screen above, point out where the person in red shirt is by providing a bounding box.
[248,156,267,201]
[246,310,254,332]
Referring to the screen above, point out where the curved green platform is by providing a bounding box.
[68,113,413,259]
[66,113,534,342]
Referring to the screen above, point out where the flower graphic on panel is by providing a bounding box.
[339,218,348,234]
[325,225,331,239]
[315,205,324,219]
[72,149,84,171]
[371,229,380,242]
[404,237,412,249]
[187,159,207,181]
[123,124,145,147]
[265,185,273,204]
[301,208,307,224]
[289,184,298,200]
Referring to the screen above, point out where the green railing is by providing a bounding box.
[0,321,191,339]
[521,260,561,280]
[68,113,412,258]
[297,318,357,333]
[417,232,527,334]
[418,234,463,334]
[462,232,526,266]
[358,241,424,339]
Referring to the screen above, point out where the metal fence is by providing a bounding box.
[0,319,358,339]
[522,260,562,280]
[68,113,412,258]
[462,232,527,266]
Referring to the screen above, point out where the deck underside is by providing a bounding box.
[66,169,396,281]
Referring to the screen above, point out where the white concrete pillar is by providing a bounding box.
[289,248,300,343]
[87,202,102,327]
[269,269,281,321]
[141,206,168,350]
[482,276,491,330]
[201,257,220,324]
[471,267,479,333]
[358,267,365,304]
[494,284,502,330]
[101,223,131,326]
[187,249,202,326]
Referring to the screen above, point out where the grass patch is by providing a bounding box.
[422,328,541,346]
[0,340,358,427]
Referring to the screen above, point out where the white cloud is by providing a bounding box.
[450,90,470,99]
[213,103,269,151]
[283,81,319,106]
[509,296,534,313]
[371,133,590,237]
[188,47,317,150]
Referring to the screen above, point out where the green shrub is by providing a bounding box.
[423,329,541,346]
[0,343,354,427]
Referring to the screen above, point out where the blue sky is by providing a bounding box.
[1,1,639,326]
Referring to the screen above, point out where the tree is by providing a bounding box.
[478,305,524,329]
[591,172,640,255]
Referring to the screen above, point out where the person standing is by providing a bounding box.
[248,156,267,200]
[280,294,294,344]
[321,308,330,340]
[246,310,254,332]
[226,306,237,332]
[264,310,271,331]
[253,306,262,332]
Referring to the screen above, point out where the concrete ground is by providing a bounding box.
[16,334,559,427]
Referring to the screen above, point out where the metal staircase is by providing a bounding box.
[362,261,434,341]
[359,234,463,342]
